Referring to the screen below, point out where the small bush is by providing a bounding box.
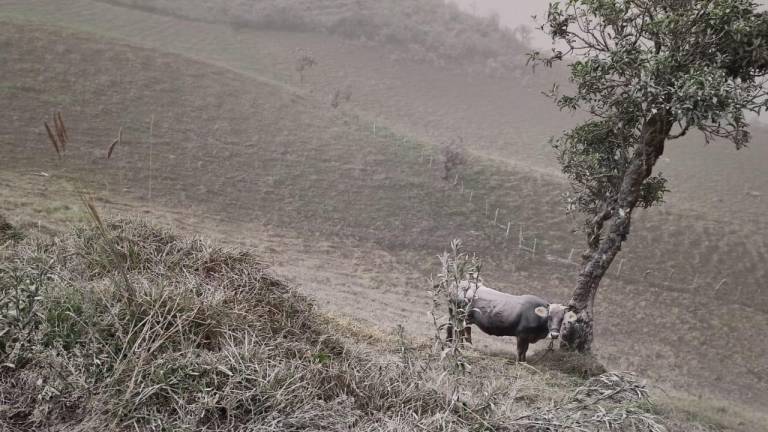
[442,137,466,181]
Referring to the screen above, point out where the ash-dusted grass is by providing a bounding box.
[0,218,703,432]
[0,219,461,431]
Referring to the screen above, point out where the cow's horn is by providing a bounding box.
[534,306,548,318]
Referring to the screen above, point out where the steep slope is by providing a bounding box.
[67,0,768,228]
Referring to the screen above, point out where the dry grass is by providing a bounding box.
[43,111,69,159]
[0,218,453,431]
[0,218,697,431]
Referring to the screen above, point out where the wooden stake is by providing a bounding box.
[485,199,489,216]
[505,221,511,238]
[148,115,154,201]
[532,238,537,257]
[616,259,624,276]
[469,191,473,202]
[493,208,499,224]
[568,248,575,262]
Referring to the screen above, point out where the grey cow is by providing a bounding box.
[447,281,575,362]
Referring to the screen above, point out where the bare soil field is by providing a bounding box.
[0,2,767,429]
[24,0,768,227]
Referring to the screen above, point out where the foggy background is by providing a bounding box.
[453,0,551,47]
[454,0,768,47]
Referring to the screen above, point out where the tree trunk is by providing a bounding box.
[561,112,673,352]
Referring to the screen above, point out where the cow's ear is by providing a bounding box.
[534,306,548,318]
[565,311,577,322]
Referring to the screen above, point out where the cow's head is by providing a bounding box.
[534,304,577,339]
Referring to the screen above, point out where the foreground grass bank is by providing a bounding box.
[0,217,713,431]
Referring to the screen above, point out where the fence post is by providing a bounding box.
[148,114,154,201]
[493,208,499,224]
[506,221,511,238]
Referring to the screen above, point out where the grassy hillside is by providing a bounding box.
[95,0,527,73]
[0,218,712,431]
[0,6,766,429]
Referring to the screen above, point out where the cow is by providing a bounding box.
[446,280,575,362]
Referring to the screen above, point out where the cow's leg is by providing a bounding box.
[446,304,455,343]
[516,337,530,362]
[464,326,472,344]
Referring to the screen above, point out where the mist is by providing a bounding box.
[452,0,552,47]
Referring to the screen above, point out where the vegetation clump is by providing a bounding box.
[0,219,455,431]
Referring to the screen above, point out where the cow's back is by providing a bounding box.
[467,287,549,338]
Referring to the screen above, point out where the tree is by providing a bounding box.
[528,0,768,352]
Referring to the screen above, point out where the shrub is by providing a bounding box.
[442,137,466,181]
